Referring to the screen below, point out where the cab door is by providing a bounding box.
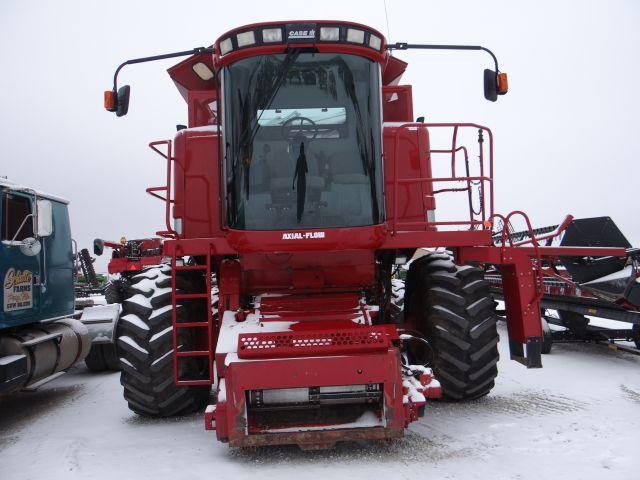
[0,189,41,329]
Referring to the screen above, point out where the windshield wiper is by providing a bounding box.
[338,59,380,221]
[292,141,308,223]
[234,49,301,199]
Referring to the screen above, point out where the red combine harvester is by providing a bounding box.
[103,21,626,449]
[93,237,164,303]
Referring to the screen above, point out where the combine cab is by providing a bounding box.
[103,21,626,448]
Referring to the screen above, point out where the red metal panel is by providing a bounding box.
[259,293,360,313]
[237,327,392,359]
[187,90,218,128]
[172,128,222,239]
[107,256,163,275]
[383,123,431,231]
[220,349,406,446]
[382,85,413,122]
[241,250,375,293]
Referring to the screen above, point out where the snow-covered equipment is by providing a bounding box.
[488,216,640,355]
[0,178,119,392]
[102,20,626,448]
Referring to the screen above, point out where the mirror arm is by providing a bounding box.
[10,213,35,243]
[112,46,217,92]
[386,42,500,76]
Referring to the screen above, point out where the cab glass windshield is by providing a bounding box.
[223,52,383,230]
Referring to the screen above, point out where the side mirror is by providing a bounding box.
[484,69,498,102]
[36,199,53,237]
[20,237,41,257]
[104,85,131,117]
[116,85,130,117]
[484,69,509,102]
[93,238,104,256]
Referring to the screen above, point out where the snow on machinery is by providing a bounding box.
[103,21,626,449]
[487,216,640,355]
[0,178,118,393]
[93,237,164,303]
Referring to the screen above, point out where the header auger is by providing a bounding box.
[104,20,624,449]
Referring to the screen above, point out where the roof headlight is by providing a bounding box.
[319,27,340,41]
[262,28,282,43]
[219,38,233,56]
[192,62,214,81]
[368,34,382,50]
[236,31,256,47]
[346,28,365,44]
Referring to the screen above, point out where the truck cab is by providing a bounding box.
[0,178,94,394]
[0,178,74,329]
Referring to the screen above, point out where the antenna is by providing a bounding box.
[383,0,392,44]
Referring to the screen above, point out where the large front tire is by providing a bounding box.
[407,252,500,401]
[116,265,210,417]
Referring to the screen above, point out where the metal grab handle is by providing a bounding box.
[147,140,177,238]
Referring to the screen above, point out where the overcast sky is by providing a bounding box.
[1,0,638,272]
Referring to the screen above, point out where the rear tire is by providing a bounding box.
[407,252,499,401]
[116,264,210,417]
[390,278,405,323]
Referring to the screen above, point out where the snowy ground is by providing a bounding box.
[1,322,639,480]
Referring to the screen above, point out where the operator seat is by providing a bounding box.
[323,151,372,223]
[268,142,324,192]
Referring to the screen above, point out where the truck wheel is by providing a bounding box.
[407,252,499,401]
[116,265,210,417]
[85,344,120,372]
[105,279,127,304]
[558,310,589,339]
[85,344,108,372]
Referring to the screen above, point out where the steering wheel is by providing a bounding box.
[280,116,319,142]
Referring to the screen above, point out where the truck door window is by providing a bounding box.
[2,194,34,241]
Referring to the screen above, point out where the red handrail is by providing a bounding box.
[391,123,494,235]
[147,140,178,239]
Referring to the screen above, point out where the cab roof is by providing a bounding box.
[167,20,408,103]
[0,177,69,204]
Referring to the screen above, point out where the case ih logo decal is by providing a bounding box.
[3,268,33,312]
[282,231,325,240]
[285,24,316,42]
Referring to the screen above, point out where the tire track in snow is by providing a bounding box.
[619,384,640,404]
[424,390,590,420]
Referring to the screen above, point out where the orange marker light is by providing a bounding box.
[104,90,116,111]
[497,73,509,95]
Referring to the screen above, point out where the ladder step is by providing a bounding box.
[176,379,212,386]
[174,293,209,300]
[176,322,209,328]
[176,350,210,357]
[175,265,208,271]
